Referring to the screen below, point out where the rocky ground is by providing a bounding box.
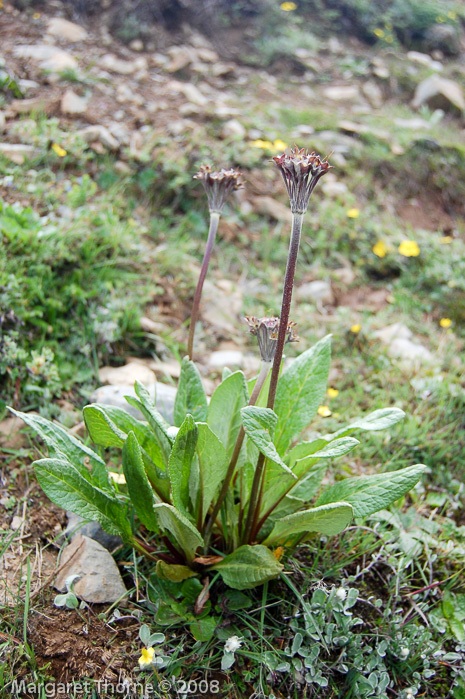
[1,0,465,693]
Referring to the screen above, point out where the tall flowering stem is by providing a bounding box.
[187,166,242,361]
[242,148,331,544]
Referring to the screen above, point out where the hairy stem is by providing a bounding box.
[187,212,220,361]
[203,361,271,552]
[242,213,304,545]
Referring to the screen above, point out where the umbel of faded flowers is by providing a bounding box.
[273,147,332,214]
[246,316,298,363]
[194,165,243,214]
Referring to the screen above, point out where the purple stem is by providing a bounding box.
[242,212,304,544]
[187,212,220,361]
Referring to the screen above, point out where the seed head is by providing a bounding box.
[246,315,298,363]
[194,165,243,214]
[273,147,332,214]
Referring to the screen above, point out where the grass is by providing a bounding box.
[1,15,465,697]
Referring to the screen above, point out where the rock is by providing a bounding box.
[0,111,5,133]
[362,81,383,108]
[0,143,37,164]
[321,174,348,197]
[0,416,28,449]
[332,267,356,285]
[77,125,119,151]
[47,17,88,42]
[90,383,177,424]
[179,82,208,106]
[54,535,127,604]
[252,196,292,224]
[165,47,192,73]
[291,124,315,139]
[296,281,334,306]
[424,24,461,56]
[208,351,244,370]
[100,54,138,75]
[98,361,156,387]
[10,516,24,531]
[139,316,167,334]
[222,119,246,139]
[323,85,360,102]
[388,338,434,366]
[129,39,144,52]
[394,117,431,130]
[202,279,243,334]
[64,512,122,551]
[14,44,78,73]
[373,322,412,344]
[6,96,56,116]
[149,360,181,379]
[412,75,465,115]
[60,88,87,114]
[406,51,442,71]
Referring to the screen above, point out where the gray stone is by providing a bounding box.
[98,361,156,387]
[388,338,434,365]
[394,117,431,130]
[101,54,139,75]
[296,281,334,306]
[0,143,37,164]
[208,350,244,369]
[77,125,119,150]
[373,322,412,344]
[323,85,360,102]
[424,24,461,56]
[90,382,177,424]
[61,88,87,114]
[252,196,292,224]
[407,51,442,71]
[362,81,384,108]
[64,512,122,551]
[47,17,88,42]
[54,535,127,604]
[412,75,465,115]
[222,119,246,139]
[14,44,78,73]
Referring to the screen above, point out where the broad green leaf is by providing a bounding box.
[260,437,359,517]
[316,464,426,517]
[122,432,159,531]
[168,415,198,518]
[83,405,126,448]
[274,335,331,454]
[125,381,173,465]
[207,371,248,458]
[196,423,228,522]
[189,617,218,642]
[263,502,354,546]
[241,406,296,478]
[329,407,405,439]
[83,403,166,470]
[10,408,111,491]
[155,560,197,582]
[212,545,284,590]
[34,457,132,539]
[153,504,203,562]
[174,357,208,427]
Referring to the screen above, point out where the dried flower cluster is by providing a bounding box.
[246,315,298,363]
[273,147,332,214]
[194,165,243,214]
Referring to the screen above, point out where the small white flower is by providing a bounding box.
[406,690,414,699]
[167,426,180,439]
[224,635,243,653]
[400,647,409,659]
[335,587,347,601]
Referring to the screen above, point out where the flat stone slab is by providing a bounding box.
[54,535,127,604]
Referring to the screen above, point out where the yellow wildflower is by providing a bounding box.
[440,236,452,244]
[347,208,359,218]
[373,28,385,38]
[33,12,40,19]
[439,318,452,328]
[436,15,445,23]
[327,387,339,398]
[384,22,393,30]
[273,139,288,151]
[385,35,394,43]
[317,405,332,417]
[273,546,285,561]
[52,143,67,157]
[398,240,420,257]
[448,10,457,20]
[109,472,126,485]
[372,241,387,258]
[251,139,273,150]
[138,647,155,668]
[350,324,361,334]
[280,1,297,10]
